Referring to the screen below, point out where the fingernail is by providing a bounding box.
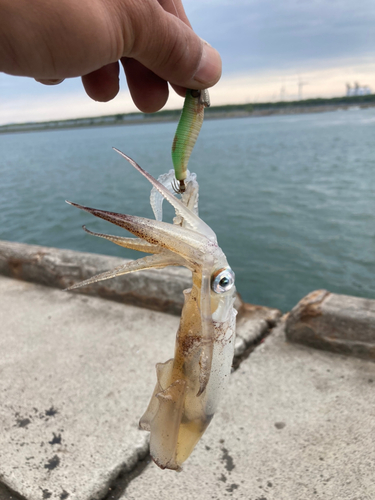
[193,41,222,85]
[35,78,64,86]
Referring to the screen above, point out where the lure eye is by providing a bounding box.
[211,268,235,294]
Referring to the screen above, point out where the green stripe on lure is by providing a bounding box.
[172,89,210,193]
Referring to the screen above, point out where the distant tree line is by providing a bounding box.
[143,93,375,119]
[1,93,374,133]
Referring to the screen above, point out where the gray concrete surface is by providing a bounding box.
[286,289,375,360]
[124,322,375,500]
[0,275,178,500]
[0,275,278,500]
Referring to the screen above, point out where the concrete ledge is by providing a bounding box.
[0,240,196,315]
[286,289,375,360]
[0,240,281,324]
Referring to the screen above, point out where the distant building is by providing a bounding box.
[346,82,372,97]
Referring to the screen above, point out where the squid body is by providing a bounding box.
[67,134,236,471]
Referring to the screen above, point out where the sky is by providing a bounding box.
[1,0,374,125]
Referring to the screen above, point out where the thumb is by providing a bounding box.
[125,2,221,89]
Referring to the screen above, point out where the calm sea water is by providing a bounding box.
[1,108,374,311]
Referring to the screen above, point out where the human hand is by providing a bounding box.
[0,0,221,112]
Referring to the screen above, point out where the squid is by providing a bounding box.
[66,90,236,471]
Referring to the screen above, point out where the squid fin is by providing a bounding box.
[140,359,174,432]
[140,359,187,471]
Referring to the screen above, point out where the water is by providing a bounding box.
[1,108,374,311]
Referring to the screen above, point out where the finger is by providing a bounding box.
[170,83,187,98]
[35,78,64,85]
[81,62,120,102]
[158,0,192,27]
[124,0,191,108]
[157,0,192,98]
[159,0,196,97]
[125,1,221,89]
[121,58,169,113]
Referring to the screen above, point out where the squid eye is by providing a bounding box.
[211,267,235,294]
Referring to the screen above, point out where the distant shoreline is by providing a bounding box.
[1,94,374,135]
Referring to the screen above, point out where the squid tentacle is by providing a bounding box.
[65,201,211,261]
[81,225,163,254]
[65,252,186,291]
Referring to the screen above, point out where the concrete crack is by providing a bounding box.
[232,317,280,371]
[100,453,152,500]
[0,481,26,500]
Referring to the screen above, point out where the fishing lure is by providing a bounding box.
[171,89,210,193]
[66,90,236,471]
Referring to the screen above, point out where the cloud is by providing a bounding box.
[186,0,375,72]
[0,88,134,125]
[0,0,373,124]
[212,57,375,103]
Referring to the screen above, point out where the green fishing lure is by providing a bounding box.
[171,89,210,192]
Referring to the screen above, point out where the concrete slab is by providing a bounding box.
[0,275,179,500]
[124,321,375,500]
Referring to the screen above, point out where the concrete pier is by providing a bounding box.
[0,241,374,500]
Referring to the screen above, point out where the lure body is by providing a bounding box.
[172,89,210,189]
[66,150,236,471]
